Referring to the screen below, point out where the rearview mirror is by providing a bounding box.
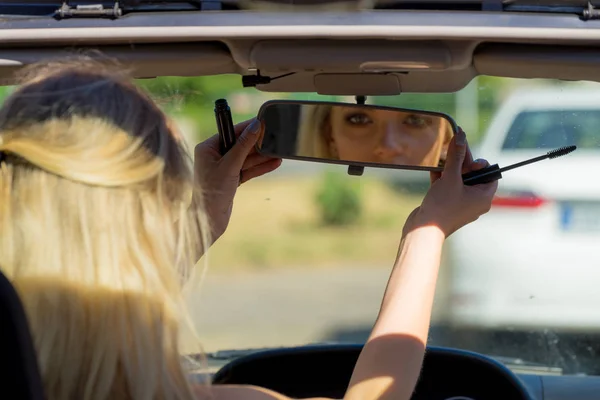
[256,100,457,172]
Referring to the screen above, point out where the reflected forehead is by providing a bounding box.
[332,106,439,122]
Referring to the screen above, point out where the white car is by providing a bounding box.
[445,87,600,337]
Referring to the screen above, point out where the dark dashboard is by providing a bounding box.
[200,344,600,400]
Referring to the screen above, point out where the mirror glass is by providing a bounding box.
[256,101,457,171]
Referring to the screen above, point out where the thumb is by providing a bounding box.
[429,171,442,185]
[443,128,467,178]
[223,119,262,170]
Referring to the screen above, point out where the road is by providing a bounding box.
[183,264,450,353]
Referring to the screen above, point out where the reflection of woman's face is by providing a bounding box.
[326,107,450,166]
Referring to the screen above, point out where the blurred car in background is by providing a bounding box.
[444,87,600,351]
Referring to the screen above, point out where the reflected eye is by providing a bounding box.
[345,113,373,126]
[404,114,431,128]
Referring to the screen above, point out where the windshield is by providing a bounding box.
[5,74,599,376]
[146,75,600,376]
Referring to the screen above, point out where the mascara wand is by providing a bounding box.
[463,145,577,186]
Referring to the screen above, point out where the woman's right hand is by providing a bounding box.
[405,127,498,238]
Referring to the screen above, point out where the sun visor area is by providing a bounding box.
[474,43,600,82]
[248,40,453,72]
[255,68,475,94]
[245,39,478,94]
[0,43,237,85]
[313,73,401,95]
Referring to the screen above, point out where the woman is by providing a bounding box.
[0,57,496,400]
[296,104,454,167]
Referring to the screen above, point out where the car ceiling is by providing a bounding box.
[2,5,600,94]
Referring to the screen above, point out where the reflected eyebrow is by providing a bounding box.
[340,107,372,115]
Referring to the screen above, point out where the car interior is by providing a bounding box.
[0,269,45,400]
[4,1,600,399]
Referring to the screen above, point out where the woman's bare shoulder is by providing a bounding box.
[195,384,334,400]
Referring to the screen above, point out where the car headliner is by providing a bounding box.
[1,8,600,93]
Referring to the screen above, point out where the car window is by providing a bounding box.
[503,110,600,150]
[134,76,600,377]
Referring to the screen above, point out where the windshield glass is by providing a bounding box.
[4,74,598,376]
[146,75,600,376]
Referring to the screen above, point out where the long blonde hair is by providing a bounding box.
[0,58,210,399]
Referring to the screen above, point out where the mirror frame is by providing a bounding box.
[256,100,458,172]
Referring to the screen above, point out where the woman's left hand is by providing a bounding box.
[193,118,282,242]
[403,127,497,238]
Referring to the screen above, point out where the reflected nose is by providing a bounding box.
[374,123,406,162]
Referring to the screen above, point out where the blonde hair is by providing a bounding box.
[296,104,334,159]
[297,104,455,167]
[0,58,210,399]
[436,119,454,167]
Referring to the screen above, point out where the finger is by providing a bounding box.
[481,177,499,196]
[195,133,220,156]
[198,119,255,156]
[463,158,490,174]
[488,179,499,196]
[430,171,442,185]
[222,119,264,173]
[468,176,499,203]
[233,119,255,138]
[473,158,490,170]
[459,127,474,174]
[242,153,280,171]
[234,119,260,155]
[466,144,474,165]
[478,180,499,211]
[240,158,282,184]
[443,128,468,179]
[462,146,475,174]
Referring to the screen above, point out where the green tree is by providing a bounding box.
[315,170,363,227]
[0,86,15,103]
[136,75,259,140]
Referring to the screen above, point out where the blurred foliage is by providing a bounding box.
[135,74,512,145]
[0,86,14,100]
[315,170,363,226]
[137,75,251,141]
[0,73,521,145]
[137,75,240,113]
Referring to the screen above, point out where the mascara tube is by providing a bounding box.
[214,98,236,156]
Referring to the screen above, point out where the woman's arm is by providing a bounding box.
[206,128,497,400]
[343,226,444,400]
[341,128,497,400]
[208,384,331,400]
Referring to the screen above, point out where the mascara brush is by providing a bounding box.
[463,145,577,186]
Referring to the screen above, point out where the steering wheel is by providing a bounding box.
[212,344,534,399]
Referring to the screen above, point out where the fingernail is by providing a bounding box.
[247,119,261,135]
